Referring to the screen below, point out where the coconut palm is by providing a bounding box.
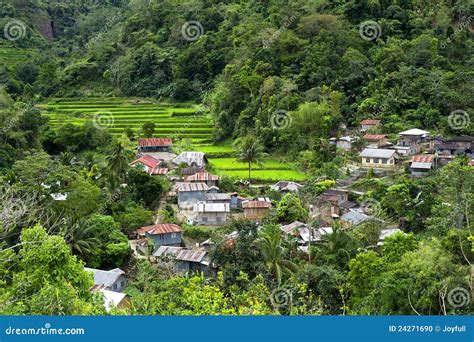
[234,135,265,184]
[66,223,100,260]
[258,224,299,285]
[106,136,134,186]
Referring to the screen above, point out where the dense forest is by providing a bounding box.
[0,0,473,316]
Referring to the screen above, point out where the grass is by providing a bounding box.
[210,158,296,170]
[0,47,37,67]
[217,169,307,181]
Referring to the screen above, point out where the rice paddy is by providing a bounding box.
[0,47,37,67]
[39,98,307,182]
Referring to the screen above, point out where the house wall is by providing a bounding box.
[196,212,228,225]
[243,208,270,220]
[361,157,395,168]
[174,261,214,277]
[148,232,182,248]
[140,146,171,152]
[178,191,206,207]
[109,275,127,292]
[336,140,351,151]
[410,168,432,177]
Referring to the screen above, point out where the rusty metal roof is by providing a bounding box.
[410,155,434,163]
[153,246,207,263]
[242,200,271,209]
[130,155,162,168]
[138,138,172,147]
[136,223,183,236]
[363,134,386,141]
[176,182,209,192]
[185,172,219,182]
[361,119,381,125]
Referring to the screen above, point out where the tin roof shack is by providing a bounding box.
[270,181,303,193]
[329,136,356,151]
[360,148,399,168]
[185,172,219,187]
[193,202,230,225]
[134,224,183,254]
[176,182,209,209]
[363,134,388,148]
[85,267,127,292]
[173,152,207,168]
[242,200,271,220]
[340,211,375,229]
[317,189,351,218]
[229,192,245,209]
[280,221,334,247]
[153,246,215,277]
[138,138,172,153]
[129,155,168,175]
[360,119,381,132]
[409,155,435,177]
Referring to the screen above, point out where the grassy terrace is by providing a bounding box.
[0,47,37,67]
[39,98,306,182]
[39,98,214,140]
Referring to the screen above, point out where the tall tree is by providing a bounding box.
[234,135,265,184]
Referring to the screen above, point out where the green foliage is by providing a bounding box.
[276,193,308,223]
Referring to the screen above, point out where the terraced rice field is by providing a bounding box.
[39,97,306,182]
[0,47,36,67]
[39,98,214,140]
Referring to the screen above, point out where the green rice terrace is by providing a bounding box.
[39,98,307,182]
[0,47,37,67]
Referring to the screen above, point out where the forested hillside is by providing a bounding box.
[0,0,472,316]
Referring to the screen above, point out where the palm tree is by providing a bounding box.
[234,135,265,184]
[106,137,134,185]
[66,223,100,260]
[259,224,298,285]
[315,222,357,268]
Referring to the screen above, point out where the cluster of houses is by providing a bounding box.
[330,120,473,176]
[84,267,129,312]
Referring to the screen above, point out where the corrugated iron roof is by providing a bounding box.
[410,155,434,163]
[206,193,231,201]
[361,119,381,125]
[242,200,271,209]
[153,246,207,263]
[173,152,206,167]
[84,267,125,288]
[185,172,219,182]
[136,223,183,236]
[363,134,386,141]
[175,182,209,192]
[138,138,172,147]
[130,155,162,169]
[359,148,397,159]
[181,167,205,176]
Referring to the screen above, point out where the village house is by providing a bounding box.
[176,182,209,208]
[359,148,399,168]
[394,129,430,156]
[229,192,245,209]
[92,285,130,312]
[184,172,219,187]
[280,221,334,248]
[134,223,183,254]
[432,136,472,156]
[153,246,214,277]
[138,138,172,153]
[409,155,436,177]
[363,134,388,148]
[316,189,357,218]
[242,200,271,220]
[270,181,303,193]
[339,211,375,228]
[360,119,381,132]
[129,155,168,175]
[84,267,127,292]
[192,202,230,225]
[329,136,356,151]
[378,228,404,245]
[173,152,207,168]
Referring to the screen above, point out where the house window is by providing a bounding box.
[112,284,117,290]
[203,217,208,222]
[216,216,222,222]
[171,233,176,239]
[121,280,125,287]
[373,158,379,164]
[381,159,387,164]
[366,158,370,163]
